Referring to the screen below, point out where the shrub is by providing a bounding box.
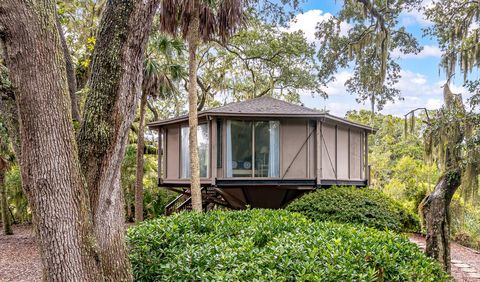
[128,209,449,281]
[287,186,420,232]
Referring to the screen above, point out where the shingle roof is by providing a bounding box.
[148,96,376,132]
[207,96,321,115]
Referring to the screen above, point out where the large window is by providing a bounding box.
[180,124,209,178]
[226,120,279,177]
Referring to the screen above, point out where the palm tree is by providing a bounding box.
[135,34,184,222]
[159,0,245,211]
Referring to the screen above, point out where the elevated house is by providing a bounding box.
[148,96,375,214]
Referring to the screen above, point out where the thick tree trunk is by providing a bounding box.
[135,92,147,222]
[0,160,13,235]
[76,0,159,280]
[187,10,203,212]
[420,169,461,273]
[0,2,103,280]
[56,15,81,122]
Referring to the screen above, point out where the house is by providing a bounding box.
[148,96,375,213]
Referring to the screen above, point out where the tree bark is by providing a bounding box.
[187,9,203,212]
[420,170,461,273]
[135,92,147,222]
[76,0,159,280]
[0,1,103,280]
[2,0,159,280]
[0,159,12,235]
[147,100,159,121]
[56,14,81,122]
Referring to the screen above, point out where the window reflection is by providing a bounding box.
[226,120,279,178]
[180,124,209,178]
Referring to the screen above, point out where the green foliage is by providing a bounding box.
[450,195,480,250]
[203,17,321,101]
[128,209,450,281]
[4,165,30,223]
[121,144,176,220]
[347,110,480,250]
[287,187,419,232]
[316,0,422,110]
[346,110,438,213]
[424,0,480,80]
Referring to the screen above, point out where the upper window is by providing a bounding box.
[180,124,209,178]
[226,120,280,177]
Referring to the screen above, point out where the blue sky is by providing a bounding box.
[289,1,471,117]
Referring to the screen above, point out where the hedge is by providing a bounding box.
[287,186,420,232]
[127,209,449,281]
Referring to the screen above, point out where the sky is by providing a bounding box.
[287,1,472,117]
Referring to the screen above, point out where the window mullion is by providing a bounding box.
[252,121,255,178]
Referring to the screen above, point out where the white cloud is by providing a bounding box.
[426,98,443,109]
[321,71,352,96]
[300,69,469,117]
[392,45,442,59]
[396,70,440,96]
[284,9,351,44]
[400,0,434,27]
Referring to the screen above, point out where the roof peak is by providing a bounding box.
[205,95,320,115]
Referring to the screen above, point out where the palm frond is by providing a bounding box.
[159,0,246,43]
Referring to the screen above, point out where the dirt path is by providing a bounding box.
[0,224,41,282]
[410,233,480,282]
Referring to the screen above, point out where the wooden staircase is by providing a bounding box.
[164,187,231,215]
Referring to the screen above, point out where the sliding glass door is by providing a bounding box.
[226,120,280,177]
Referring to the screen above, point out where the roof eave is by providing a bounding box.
[148,112,377,133]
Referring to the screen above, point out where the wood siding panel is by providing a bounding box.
[166,126,180,179]
[308,122,315,178]
[349,130,362,179]
[281,119,309,178]
[321,124,336,179]
[337,127,349,179]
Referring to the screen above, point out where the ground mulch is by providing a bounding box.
[0,224,41,282]
[2,224,480,281]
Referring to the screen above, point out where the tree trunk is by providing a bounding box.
[2,0,159,280]
[135,92,147,222]
[56,14,81,122]
[76,0,159,280]
[187,9,203,212]
[0,159,12,235]
[0,2,103,280]
[420,169,461,273]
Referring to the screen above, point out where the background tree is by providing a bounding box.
[197,16,322,104]
[57,0,105,90]
[135,34,184,222]
[0,121,13,235]
[315,0,422,111]
[398,0,480,271]
[159,0,246,211]
[418,84,477,272]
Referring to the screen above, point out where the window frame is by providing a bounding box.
[225,119,281,178]
[179,122,210,179]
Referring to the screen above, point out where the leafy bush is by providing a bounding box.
[5,164,30,223]
[287,186,420,232]
[450,196,480,250]
[128,209,449,281]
